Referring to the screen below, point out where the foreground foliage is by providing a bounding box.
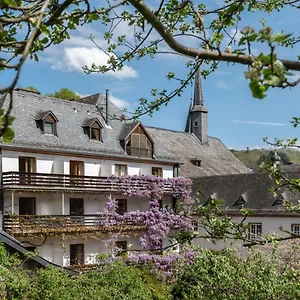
[171,249,300,300]
[1,244,299,300]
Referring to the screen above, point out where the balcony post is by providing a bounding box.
[11,191,14,214]
[61,192,65,215]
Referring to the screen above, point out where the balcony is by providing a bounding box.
[1,172,173,193]
[4,214,146,236]
[126,147,153,158]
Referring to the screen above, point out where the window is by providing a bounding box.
[116,199,127,215]
[70,244,84,266]
[19,157,36,184]
[152,167,163,177]
[44,122,55,135]
[292,224,300,235]
[115,241,127,255]
[194,121,198,127]
[192,221,198,231]
[35,111,58,136]
[42,113,57,135]
[19,157,36,173]
[19,197,36,215]
[70,161,84,186]
[90,121,101,141]
[248,223,262,240]
[115,164,127,176]
[70,198,84,215]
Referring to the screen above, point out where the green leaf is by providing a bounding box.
[3,0,17,7]
[249,80,267,99]
[2,127,14,143]
[40,24,50,36]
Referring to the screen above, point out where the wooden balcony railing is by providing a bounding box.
[126,147,153,158]
[4,214,146,236]
[1,172,173,193]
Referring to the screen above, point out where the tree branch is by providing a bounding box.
[128,0,300,71]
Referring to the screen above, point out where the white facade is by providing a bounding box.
[193,215,300,252]
[2,150,174,178]
[1,149,175,267]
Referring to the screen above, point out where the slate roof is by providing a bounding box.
[193,172,300,215]
[146,126,249,177]
[0,91,175,162]
[0,90,249,177]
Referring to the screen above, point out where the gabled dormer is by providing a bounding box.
[82,118,103,142]
[272,193,285,206]
[120,122,154,158]
[233,194,246,207]
[35,110,58,136]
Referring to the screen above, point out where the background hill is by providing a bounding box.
[231,148,300,170]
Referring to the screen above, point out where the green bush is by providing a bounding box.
[28,263,170,300]
[171,249,300,300]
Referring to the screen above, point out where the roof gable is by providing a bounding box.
[35,110,58,122]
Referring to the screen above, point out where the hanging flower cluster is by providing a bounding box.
[102,175,193,250]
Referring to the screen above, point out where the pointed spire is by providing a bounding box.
[185,67,208,144]
[193,69,204,106]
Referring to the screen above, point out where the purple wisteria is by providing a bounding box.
[101,175,193,250]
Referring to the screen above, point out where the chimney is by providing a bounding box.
[105,89,109,124]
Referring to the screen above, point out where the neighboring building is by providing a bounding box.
[192,172,300,251]
[0,72,248,267]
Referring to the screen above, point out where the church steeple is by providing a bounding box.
[193,68,204,106]
[185,69,208,144]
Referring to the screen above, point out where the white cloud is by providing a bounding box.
[215,80,231,89]
[231,120,286,126]
[109,94,130,109]
[52,47,138,80]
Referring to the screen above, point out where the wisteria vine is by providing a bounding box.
[95,175,196,279]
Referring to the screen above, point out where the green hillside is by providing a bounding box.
[231,148,300,170]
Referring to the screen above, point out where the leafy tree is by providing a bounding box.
[46,88,80,101]
[171,248,300,300]
[257,150,291,166]
[0,0,299,132]
[25,85,41,93]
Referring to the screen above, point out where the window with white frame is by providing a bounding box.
[292,224,300,235]
[248,223,262,240]
[115,164,127,176]
[192,221,198,231]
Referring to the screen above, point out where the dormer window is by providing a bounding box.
[44,120,55,135]
[35,111,58,136]
[191,159,201,167]
[121,122,154,158]
[82,118,103,142]
[90,121,101,141]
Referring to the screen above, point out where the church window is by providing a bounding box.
[194,121,198,127]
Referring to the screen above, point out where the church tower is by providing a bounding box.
[185,69,208,144]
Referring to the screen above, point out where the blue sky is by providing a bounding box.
[1,1,299,150]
